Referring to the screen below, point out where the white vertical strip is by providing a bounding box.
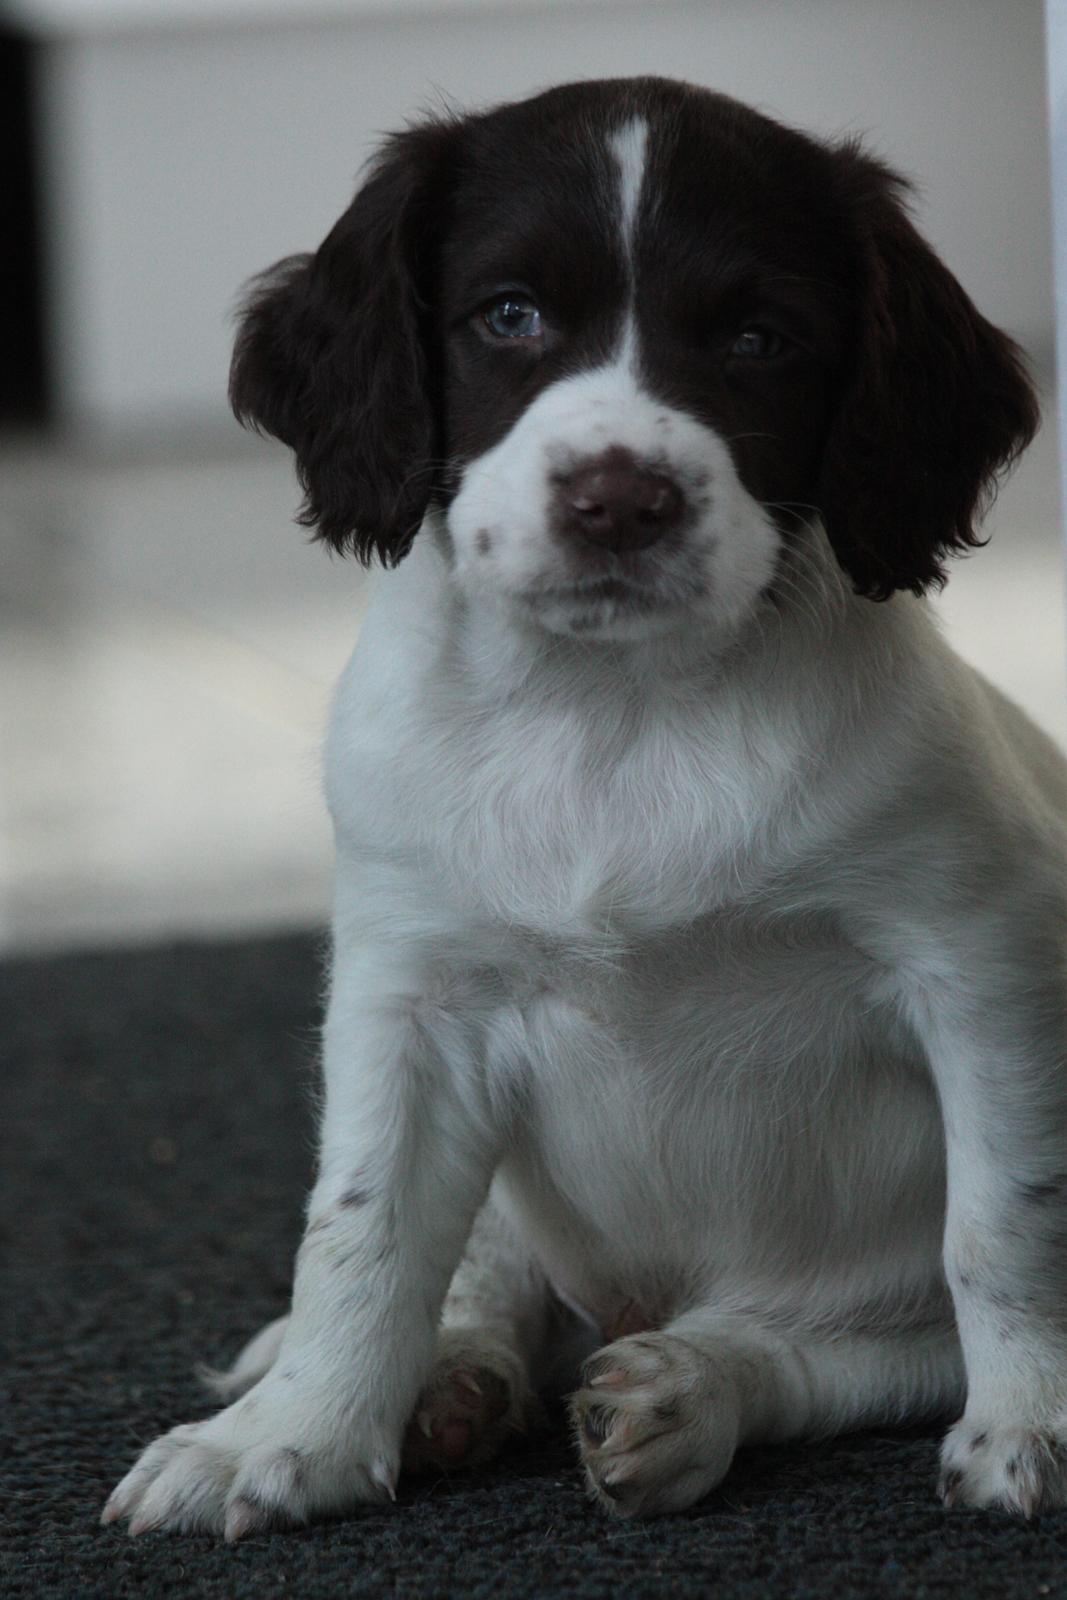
[610,117,648,371]
[1047,0,1067,653]
[611,117,649,262]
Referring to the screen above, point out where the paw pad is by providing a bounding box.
[402,1357,521,1474]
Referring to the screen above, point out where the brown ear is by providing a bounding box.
[819,153,1039,600]
[230,121,453,564]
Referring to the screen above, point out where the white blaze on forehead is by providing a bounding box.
[609,117,648,369]
[610,117,649,263]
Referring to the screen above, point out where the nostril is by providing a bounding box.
[639,481,683,523]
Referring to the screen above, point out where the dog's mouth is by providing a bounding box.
[536,575,648,605]
[520,568,709,637]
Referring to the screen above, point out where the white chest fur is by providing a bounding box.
[321,543,962,1334]
[325,540,898,945]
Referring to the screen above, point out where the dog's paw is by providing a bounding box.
[569,1332,739,1516]
[101,1379,399,1539]
[401,1329,537,1474]
[939,1417,1067,1516]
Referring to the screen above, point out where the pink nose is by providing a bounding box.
[554,448,686,553]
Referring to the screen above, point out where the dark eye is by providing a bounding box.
[730,326,786,359]
[482,295,543,340]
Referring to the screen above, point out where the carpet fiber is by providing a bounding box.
[5,930,1067,1598]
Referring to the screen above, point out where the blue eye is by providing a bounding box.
[483,295,542,340]
[730,326,785,359]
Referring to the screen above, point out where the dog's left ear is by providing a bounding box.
[819,153,1039,600]
[230,120,452,565]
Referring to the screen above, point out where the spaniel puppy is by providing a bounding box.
[104,77,1066,1539]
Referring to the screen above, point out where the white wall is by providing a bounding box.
[17,0,1056,434]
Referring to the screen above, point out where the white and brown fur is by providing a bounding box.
[103,78,1067,1538]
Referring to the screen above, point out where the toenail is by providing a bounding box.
[582,1404,616,1447]
[587,1366,628,1388]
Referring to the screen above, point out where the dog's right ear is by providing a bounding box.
[230,121,452,565]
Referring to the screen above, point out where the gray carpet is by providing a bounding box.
[5,930,1067,1598]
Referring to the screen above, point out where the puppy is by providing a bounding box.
[104,76,1066,1539]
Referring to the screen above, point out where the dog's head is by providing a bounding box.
[231,77,1037,642]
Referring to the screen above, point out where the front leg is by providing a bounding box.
[898,896,1067,1516]
[104,938,505,1538]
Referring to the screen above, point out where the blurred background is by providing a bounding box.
[1,0,1064,955]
